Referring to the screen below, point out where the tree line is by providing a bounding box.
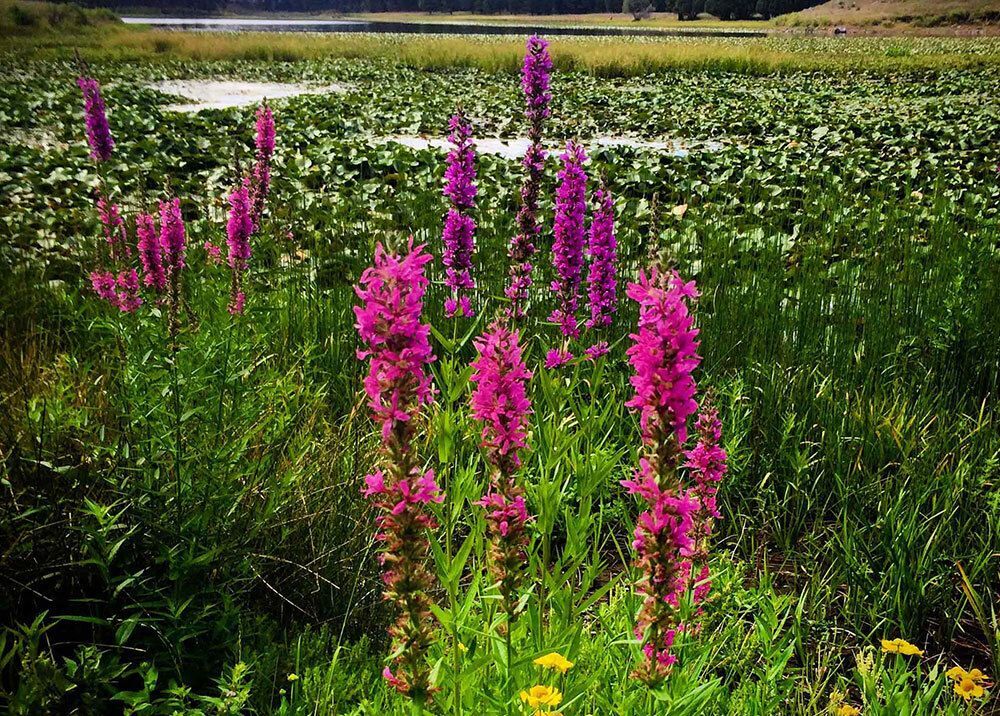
[70,0,824,19]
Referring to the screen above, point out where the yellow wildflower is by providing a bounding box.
[880,638,924,657]
[954,677,985,702]
[836,705,861,716]
[533,652,574,674]
[287,673,299,682]
[519,685,563,709]
[458,642,468,653]
[947,666,989,685]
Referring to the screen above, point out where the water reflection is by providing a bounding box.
[121,16,764,38]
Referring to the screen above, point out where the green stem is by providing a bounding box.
[171,340,182,526]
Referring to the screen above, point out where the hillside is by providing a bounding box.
[778,0,1000,27]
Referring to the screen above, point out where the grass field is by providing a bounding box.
[779,0,1000,28]
[1,4,999,714]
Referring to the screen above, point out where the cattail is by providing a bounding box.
[621,267,702,685]
[76,76,114,163]
[586,182,618,332]
[505,35,552,321]
[248,103,274,230]
[470,321,533,614]
[354,241,442,701]
[226,182,253,315]
[549,141,588,338]
[441,110,477,319]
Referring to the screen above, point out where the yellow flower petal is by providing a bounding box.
[533,652,574,674]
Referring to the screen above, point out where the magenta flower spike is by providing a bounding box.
[226,182,253,315]
[470,321,533,613]
[249,103,275,230]
[158,198,187,338]
[505,35,552,320]
[683,405,727,605]
[441,110,478,319]
[549,140,588,338]
[353,240,442,701]
[136,212,167,293]
[586,182,618,332]
[621,267,703,685]
[76,76,114,163]
[97,196,129,261]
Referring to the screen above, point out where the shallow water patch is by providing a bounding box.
[150,80,347,112]
[380,135,724,158]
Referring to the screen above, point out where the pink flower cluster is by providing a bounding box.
[684,406,727,604]
[77,76,114,162]
[136,212,166,292]
[249,103,275,230]
[90,268,142,313]
[586,183,618,332]
[226,182,253,315]
[354,241,442,700]
[506,35,552,320]
[549,141,588,338]
[470,321,534,615]
[470,322,533,467]
[625,270,700,446]
[354,241,436,441]
[97,197,129,261]
[441,111,477,318]
[622,267,723,685]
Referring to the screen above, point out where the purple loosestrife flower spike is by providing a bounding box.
[226,182,253,315]
[683,404,727,606]
[136,212,167,293]
[76,76,114,162]
[470,321,533,613]
[97,196,129,261]
[549,140,588,338]
[249,103,275,230]
[354,241,442,701]
[506,35,552,320]
[441,110,478,318]
[621,267,703,685]
[586,182,618,332]
[159,198,187,339]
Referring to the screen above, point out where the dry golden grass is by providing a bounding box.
[779,0,1000,27]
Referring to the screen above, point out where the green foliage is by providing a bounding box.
[1,35,998,715]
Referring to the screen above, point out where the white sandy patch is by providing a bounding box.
[381,135,723,158]
[151,80,347,113]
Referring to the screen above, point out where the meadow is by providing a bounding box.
[1,13,999,716]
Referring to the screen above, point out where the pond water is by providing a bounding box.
[150,79,346,112]
[383,135,725,158]
[121,16,764,38]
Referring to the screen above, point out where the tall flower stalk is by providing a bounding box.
[470,321,533,613]
[441,110,478,319]
[621,267,702,685]
[136,212,167,293]
[505,35,552,321]
[549,140,588,339]
[159,198,187,343]
[469,320,533,708]
[354,241,443,703]
[226,182,253,315]
[683,403,727,605]
[248,103,275,230]
[77,76,114,163]
[585,181,618,334]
